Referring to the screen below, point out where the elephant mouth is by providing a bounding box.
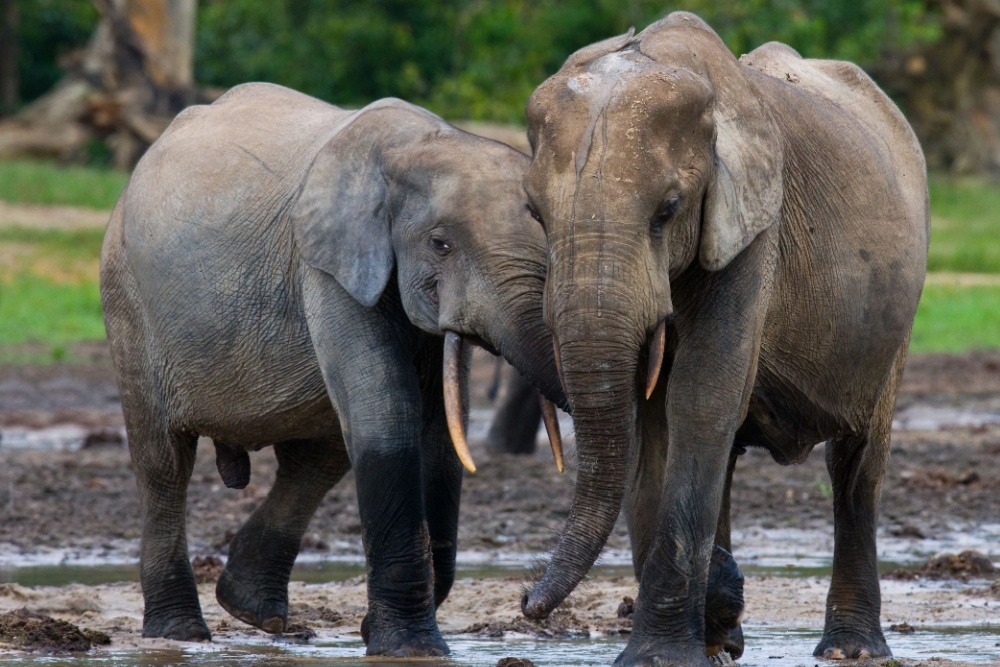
[460,333,499,357]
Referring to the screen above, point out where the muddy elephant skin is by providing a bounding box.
[100,82,565,657]
[519,13,928,666]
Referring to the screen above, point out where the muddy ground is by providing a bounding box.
[0,343,999,664]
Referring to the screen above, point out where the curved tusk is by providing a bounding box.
[645,319,666,400]
[540,397,564,473]
[443,331,476,473]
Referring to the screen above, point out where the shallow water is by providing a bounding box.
[3,624,999,666]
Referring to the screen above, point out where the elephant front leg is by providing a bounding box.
[216,434,351,633]
[354,435,446,657]
[416,336,465,608]
[627,379,745,660]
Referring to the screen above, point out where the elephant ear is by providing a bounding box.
[700,100,784,271]
[289,104,398,308]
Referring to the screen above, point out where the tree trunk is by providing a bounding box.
[0,0,203,168]
[873,0,1000,173]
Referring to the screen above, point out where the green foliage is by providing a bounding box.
[911,284,1000,352]
[0,159,128,209]
[928,177,1000,273]
[192,0,940,123]
[14,0,98,105]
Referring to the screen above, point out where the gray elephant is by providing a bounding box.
[100,82,565,657]
[518,13,928,666]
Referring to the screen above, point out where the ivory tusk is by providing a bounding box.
[645,319,666,400]
[443,331,476,473]
[540,397,564,473]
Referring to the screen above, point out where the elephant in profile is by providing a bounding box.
[100,82,565,657]
[518,13,927,666]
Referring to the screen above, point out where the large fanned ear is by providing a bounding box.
[700,108,783,271]
[289,108,395,308]
[699,60,784,270]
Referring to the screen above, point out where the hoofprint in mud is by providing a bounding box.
[1,345,999,663]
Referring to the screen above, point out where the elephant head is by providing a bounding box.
[520,13,783,616]
[288,97,567,466]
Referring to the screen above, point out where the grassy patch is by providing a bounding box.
[0,275,104,346]
[0,159,128,210]
[911,283,1000,353]
[0,226,105,355]
[928,177,1000,274]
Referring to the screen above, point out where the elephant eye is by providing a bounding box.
[650,196,682,237]
[526,203,544,226]
[430,236,452,255]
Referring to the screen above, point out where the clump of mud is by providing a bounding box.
[460,608,595,639]
[0,608,110,653]
[887,549,997,581]
[191,555,224,583]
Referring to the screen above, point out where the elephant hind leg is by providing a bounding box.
[129,419,207,641]
[106,268,209,641]
[815,341,908,660]
[217,433,350,633]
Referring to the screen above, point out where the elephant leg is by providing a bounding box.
[130,421,207,640]
[485,369,542,455]
[815,345,906,660]
[626,373,744,658]
[710,446,745,659]
[303,271,446,657]
[216,434,350,633]
[416,335,465,608]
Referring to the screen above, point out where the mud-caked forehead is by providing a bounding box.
[527,52,716,188]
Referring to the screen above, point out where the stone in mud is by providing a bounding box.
[0,607,110,652]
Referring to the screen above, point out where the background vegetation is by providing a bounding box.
[1,1,996,358]
[16,0,938,123]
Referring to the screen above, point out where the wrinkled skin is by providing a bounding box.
[520,13,927,666]
[100,83,565,657]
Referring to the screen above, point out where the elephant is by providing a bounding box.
[99,82,566,657]
[518,12,928,666]
[486,365,544,455]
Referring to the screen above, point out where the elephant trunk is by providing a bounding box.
[522,333,640,619]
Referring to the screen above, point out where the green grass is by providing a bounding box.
[928,176,1000,274]
[0,225,105,258]
[0,159,128,209]
[0,275,104,346]
[910,283,1000,353]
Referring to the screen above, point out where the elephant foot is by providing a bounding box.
[724,624,744,659]
[216,567,288,634]
[813,629,891,660]
[705,546,745,659]
[142,612,212,642]
[613,640,713,667]
[361,611,449,657]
